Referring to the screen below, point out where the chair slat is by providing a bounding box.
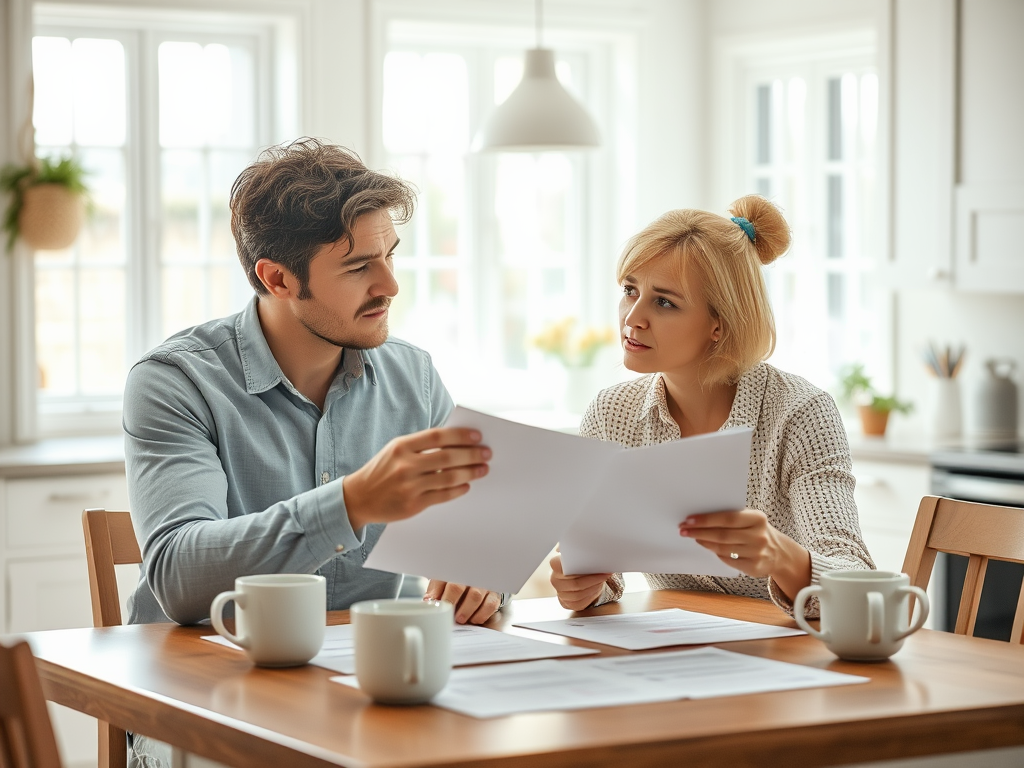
[955,555,988,636]
[1013,580,1024,645]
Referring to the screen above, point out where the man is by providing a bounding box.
[123,138,502,635]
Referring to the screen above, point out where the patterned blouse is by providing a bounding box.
[581,361,874,616]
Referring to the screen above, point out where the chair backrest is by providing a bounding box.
[0,640,63,768]
[82,508,141,629]
[902,495,1024,643]
[82,509,141,768]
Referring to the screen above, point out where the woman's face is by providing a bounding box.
[618,255,720,378]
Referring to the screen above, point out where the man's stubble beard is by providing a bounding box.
[297,296,392,351]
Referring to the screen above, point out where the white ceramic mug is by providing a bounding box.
[210,574,326,667]
[351,598,453,704]
[794,570,929,661]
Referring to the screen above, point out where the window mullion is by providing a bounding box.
[138,28,163,355]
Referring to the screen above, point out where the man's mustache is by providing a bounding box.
[357,297,392,315]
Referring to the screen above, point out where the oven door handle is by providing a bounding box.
[935,475,1024,506]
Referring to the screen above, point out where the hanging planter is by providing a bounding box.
[1,155,90,252]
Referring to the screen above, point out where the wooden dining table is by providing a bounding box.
[16,590,1024,768]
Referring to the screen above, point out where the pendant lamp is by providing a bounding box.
[472,0,600,152]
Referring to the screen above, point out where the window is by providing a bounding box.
[374,16,629,413]
[30,8,287,434]
[721,34,886,391]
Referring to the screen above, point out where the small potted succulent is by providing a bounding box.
[838,363,914,437]
[1,154,89,252]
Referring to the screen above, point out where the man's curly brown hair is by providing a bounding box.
[230,137,416,298]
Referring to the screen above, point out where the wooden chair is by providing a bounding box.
[82,509,141,768]
[902,495,1024,643]
[0,639,63,768]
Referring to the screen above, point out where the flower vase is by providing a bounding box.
[562,366,596,415]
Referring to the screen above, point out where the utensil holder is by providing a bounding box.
[928,378,962,445]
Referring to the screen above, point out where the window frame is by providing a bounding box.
[26,3,297,438]
[712,29,894,395]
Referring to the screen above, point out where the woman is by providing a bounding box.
[550,195,874,615]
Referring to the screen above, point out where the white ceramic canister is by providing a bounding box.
[972,359,1019,449]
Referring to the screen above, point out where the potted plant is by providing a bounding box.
[1,154,89,252]
[837,363,913,437]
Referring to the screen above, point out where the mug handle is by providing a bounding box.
[210,590,249,649]
[894,586,930,641]
[403,626,424,685]
[867,591,884,643]
[792,585,827,641]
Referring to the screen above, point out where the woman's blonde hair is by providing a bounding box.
[616,195,791,386]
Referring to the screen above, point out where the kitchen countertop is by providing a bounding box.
[0,427,940,478]
[847,433,936,464]
[0,435,125,478]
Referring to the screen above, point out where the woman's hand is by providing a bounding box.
[549,553,611,611]
[424,580,501,625]
[679,508,811,600]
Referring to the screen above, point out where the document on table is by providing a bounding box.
[515,608,805,650]
[558,427,752,577]
[363,406,753,593]
[202,623,597,674]
[332,647,868,718]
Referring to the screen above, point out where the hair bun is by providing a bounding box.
[728,195,791,265]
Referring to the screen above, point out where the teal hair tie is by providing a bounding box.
[731,216,756,243]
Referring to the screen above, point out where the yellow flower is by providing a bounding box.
[529,317,617,367]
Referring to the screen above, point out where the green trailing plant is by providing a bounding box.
[1,154,90,251]
[837,363,913,415]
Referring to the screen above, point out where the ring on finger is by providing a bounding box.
[729,552,740,560]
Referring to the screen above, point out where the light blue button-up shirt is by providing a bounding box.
[123,298,452,625]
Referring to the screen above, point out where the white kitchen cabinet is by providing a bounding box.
[6,557,94,632]
[888,0,1024,293]
[952,0,1024,292]
[1,469,130,768]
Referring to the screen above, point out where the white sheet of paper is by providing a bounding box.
[515,608,805,651]
[332,657,676,718]
[560,427,752,577]
[202,623,596,674]
[585,647,868,699]
[363,406,619,594]
[331,646,867,718]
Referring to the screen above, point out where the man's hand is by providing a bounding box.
[549,553,610,611]
[342,427,491,531]
[424,580,501,625]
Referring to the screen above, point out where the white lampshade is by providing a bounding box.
[472,48,601,152]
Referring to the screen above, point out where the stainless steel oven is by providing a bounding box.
[930,447,1024,640]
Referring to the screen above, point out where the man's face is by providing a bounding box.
[291,209,400,350]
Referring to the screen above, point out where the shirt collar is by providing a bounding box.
[723,362,768,430]
[636,373,677,427]
[236,297,374,396]
[635,363,769,430]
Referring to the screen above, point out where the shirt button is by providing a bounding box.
[335,544,345,553]
[320,471,330,485]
